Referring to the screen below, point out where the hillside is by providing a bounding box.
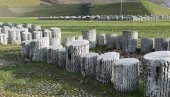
[0,0,170,16]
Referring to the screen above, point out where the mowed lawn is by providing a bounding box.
[0,17,170,38]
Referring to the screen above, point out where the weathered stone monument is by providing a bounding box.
[80,53,99,76]
[97,34,105,46]
[112,58,139,92]
[141,38,154,54]
[122,31,138,53]
[155,38,169,51]
[96,52,120,83]
[82,29,96,48]
[106,34,117,49]
[47,45,63,64]
[66,40,89,73]
[143,51,170,97]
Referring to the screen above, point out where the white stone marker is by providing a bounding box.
[141,38,154,54]
[112,58,139,92]
[81,53,99,76]
[82,29,96,48]
[97,34,105,46]
[122,31,138,53]
[47,45,63,64]
[66,40,89,73]
[143,51,170,97]
[155,38,169,51]
[96,52,120,83]
[106,34,117,49]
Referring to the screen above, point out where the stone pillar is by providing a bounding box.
[97,34,105,46]
[57,48,66,68]
[51,27,61,38]
[32,31,42,39]
[141,38,154,54]
[15,28,21,44]
[21,40,31,58]
[27,32,32,40]
[2,26,10,35]
[21,32,28,41]
[96,52,120,83]
[82,29,96,48]
[0,34,8,45]
[122,31,138,53]
[155,38,169,51]
[143,51,170,97]
[116,36,123,50]
[8,28,17,44]
[43,29,52,38]
[106,34,117,49]
[29,37,49,61]
[66,40,89,73]
[81,53,99,76]
[50,27,61,45]
[64,37,75,46]
[47,45,63,64]
[112,58,139,92]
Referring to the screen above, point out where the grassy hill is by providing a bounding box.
[0,0,170,16]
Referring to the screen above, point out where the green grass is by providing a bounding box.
[0,0,170,16]
[0,45,144,97]
[0,17,170,38]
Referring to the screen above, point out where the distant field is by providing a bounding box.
[0,1,170,16]
[0,17,170,38]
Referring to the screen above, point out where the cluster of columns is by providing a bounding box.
[18,24,170,97]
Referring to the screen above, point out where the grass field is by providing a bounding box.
[0,17,170,38]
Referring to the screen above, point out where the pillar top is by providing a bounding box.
[114,58,139,66]
[144,51,170,61]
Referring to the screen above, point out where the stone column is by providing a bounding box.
[82,29,96,48]
[97,34,105,46]
[106,34,117,49]
[155,38,169,51]
[96,52,120,83]
[63,37,75,46]
[21,40,31,58]
[122,31,138,53]
[143,51,170,97]
[66,40,89,73]
[29,37,49,61]
[112,58,139,92]
[47,45,63,64]
[8,28,17,44]
[141,38,154,54]
[50,27,61,45]
[57,48,66,68]
[116,36,123,50]
[81,53,99,76]
[32,31,42,39]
